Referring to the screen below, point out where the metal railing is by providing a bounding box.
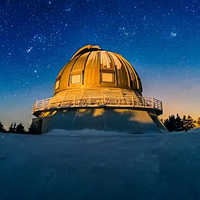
[32,95,162,114]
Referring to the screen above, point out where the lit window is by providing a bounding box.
[102,73,114,82]
[52,110,57,115]
[55,80,60,89]
[71,74,81,84]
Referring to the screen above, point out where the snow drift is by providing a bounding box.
[0,129,200,200]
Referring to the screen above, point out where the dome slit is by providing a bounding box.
[67,54,83,87]
[82,51,92,85]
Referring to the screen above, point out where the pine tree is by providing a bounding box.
[9,123,14,133]
[16,123,26,134]
[174,114,184,131]
[164,114,197,132]
[0,121,6,132]
[197,117,200,126]
[183,115,196,131]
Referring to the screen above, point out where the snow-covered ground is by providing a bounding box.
[0,128,200,200]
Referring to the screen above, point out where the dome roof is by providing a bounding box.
[54,45,142,95]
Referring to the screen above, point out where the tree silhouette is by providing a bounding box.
[198,117,200,126]
[16,123,26,134]
[8,122,26,134]
[28,124,35,134]
[183,115,196,131]
[174,114,183,131]
[9,123,16,133]
[0,121,6,132]
[164,114,196,132]
[164,115,177,132]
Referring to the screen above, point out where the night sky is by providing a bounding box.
[1,0,200,129]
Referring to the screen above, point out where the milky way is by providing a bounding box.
[1,0,200,129]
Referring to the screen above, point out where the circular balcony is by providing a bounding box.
[32,94,163,117]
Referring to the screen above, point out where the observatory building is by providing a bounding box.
[31,45,167,134]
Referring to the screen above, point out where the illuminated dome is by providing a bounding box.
[31,45,167,134]
[54,45,142,95]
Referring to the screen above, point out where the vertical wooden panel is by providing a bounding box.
[84,51,100,86]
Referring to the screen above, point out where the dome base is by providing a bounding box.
[30,108,168,134]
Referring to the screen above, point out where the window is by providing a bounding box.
[102,73,114,82]
[55,79,60,89]
[71,74,81,84]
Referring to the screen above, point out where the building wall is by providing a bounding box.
[32,108,167,134]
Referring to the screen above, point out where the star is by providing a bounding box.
[27,47,33,53]
[170,32,177,37]
[65,8,71,12]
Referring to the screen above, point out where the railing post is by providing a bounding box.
[104,94,105,105]
[142,97,145,108]
[73,95,75,107]
[89,95,91,106]
[132,95,134,106]
[152,98,154,108]
[143,97,145,108]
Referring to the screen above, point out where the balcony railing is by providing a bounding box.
[32,95,163,114]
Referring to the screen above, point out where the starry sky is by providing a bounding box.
[1,0,200,129]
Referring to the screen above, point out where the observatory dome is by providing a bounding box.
[31,44,166,134]
[54,45,142,95]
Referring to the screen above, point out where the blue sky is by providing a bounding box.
[1,0,200,129]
